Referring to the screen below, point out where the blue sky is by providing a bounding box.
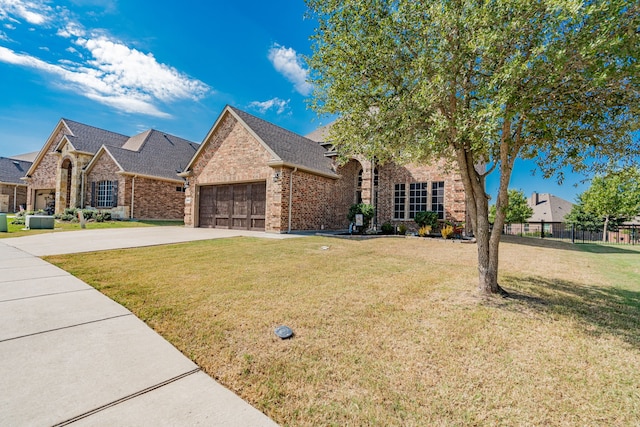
[0,0,596,202]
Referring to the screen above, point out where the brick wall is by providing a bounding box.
[86,152,184,220]
[185,112,274,227]
[376,160,466,231]
[0,185,27,212]
[85,153,123,207]
[129,177,185,220]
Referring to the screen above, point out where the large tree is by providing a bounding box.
[306,0,640,295]
[576,167,640,241]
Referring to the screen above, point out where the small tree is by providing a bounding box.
[565,198,605,233]
[575,167,640,241]
[489,189,533,226]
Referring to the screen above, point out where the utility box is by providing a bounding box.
[0,213,7,232]
[26,215,55,230]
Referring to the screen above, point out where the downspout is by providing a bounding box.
[80,169,85,208]
[130,176,136,219]
[287,167,297,233]
[13,185,17,212]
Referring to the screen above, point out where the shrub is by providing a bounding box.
[64,208,77,215]
[347,203,375,230]
[82,209,96,220]
[61,214,75,222]
[415,211,439,229]
[418,225,432,237]
[381,222,395,235]
[441,224,454,239]
[398,223,408,235]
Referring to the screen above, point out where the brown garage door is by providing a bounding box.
[198,182,266,231]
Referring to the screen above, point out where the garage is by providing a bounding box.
[198,182,266,230]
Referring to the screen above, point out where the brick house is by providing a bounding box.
[23,119,198,220]
[0,156,32,213]
[181,106,466,233]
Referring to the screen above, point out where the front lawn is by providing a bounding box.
[45,236,640,426]
[0,218,184,238]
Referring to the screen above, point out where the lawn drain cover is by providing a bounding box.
[274,325,294,339]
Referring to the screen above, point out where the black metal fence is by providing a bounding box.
[502,221,640,245]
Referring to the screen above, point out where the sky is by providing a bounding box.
[0,0,598,202]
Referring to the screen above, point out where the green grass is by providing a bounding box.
[45,235,640,426]
[0,218,184,238]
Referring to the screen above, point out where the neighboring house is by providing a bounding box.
[23,119,198,220]
[181,105,466,233]
[505,192,574,235]
[0,156,32,212]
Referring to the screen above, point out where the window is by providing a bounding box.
[91,180,118,208]
[393,184,406,219]
[356,169,363,204]
[431,181,445,219]
[409,182,428,219]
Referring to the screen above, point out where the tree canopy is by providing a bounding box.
[489,189,533,225]
[569,166,640,240]
[306,0,640,295]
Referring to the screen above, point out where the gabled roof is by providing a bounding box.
[27,118,130,176]
[186,105,338,178]
[528,192,574,223]
[0,157,31,185]
[86,130,199,182]
[58,119,129,153]
[7,152,38,162]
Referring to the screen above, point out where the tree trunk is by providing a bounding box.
[455,148,510,297]
[602,216,609,242]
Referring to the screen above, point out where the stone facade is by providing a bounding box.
[24,125,94,213]
[25,127,62,211]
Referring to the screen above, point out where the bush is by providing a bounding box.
[347,204,375,231]
[418,225,432,237]
[61,214,75,222]
[398,223,408,235]
[82,209,96,220]
[381,222,395,235]
[415,211,439,229]
[441,224,454,239]
[64,208,77,215]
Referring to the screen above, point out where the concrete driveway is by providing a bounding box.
[1,226,300,256]
[0,227,298,425]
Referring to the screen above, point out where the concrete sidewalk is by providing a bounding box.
[0,228,283,426]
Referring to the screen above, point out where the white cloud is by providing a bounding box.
[0,41,209,118]
[4,23,15,29]
[0,0,211,117]
[248,98,290,115]
[268,44,312,96]
[0,0,51,25]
